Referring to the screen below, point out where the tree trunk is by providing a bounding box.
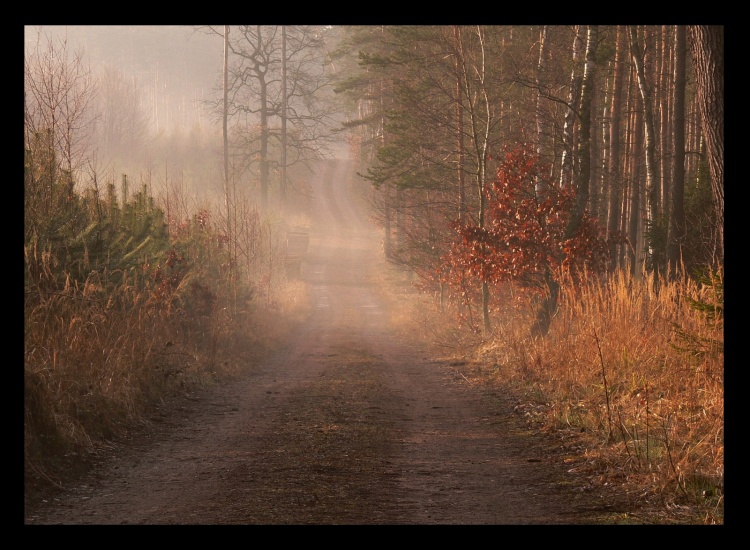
[567,25,598,237]
[535,25,549,198]
[477,27,492,335]
[689,25,724,265]
[607,26,626,271]
[454,25,493,334]
[223,25,231,254]
[618,65,635,269]
[454,26,466,223]
[687,86,701,181]
[629,25,661,275]
[260,73,269,209]
[659,25,673,212]
[597,67,609,222]
[667,25,687,277]
[280,26,287,205]
[628,91,644,276]
[559,26,584,189]
[378,26,392,260]
[533,25,598,337]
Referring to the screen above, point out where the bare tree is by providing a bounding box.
[95,64,150,162]
[454,26,500,333]
[24,26,96,178]
[201,25,339,210]
[25,27,97,243]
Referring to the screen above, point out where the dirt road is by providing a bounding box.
[24,159,627,525]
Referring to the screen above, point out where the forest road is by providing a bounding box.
[24,158,627,525]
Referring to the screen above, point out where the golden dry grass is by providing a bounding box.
[25,210,723,524]
[24,219,313,490]
[374,261,723,525]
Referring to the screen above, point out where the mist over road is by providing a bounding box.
[25,159,614,525]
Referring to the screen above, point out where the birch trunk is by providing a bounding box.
[629,26,661,233]
[559,26,584,188]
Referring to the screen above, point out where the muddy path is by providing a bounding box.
[24,159,628,525]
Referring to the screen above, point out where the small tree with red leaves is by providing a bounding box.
[441,145,613,334]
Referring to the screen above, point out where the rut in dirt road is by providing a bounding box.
[25,159,618,525]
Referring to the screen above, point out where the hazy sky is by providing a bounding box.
[26,25,223,132]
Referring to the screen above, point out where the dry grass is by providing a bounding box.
[25,204,723,524]
[374,262,724,525]
[24,219,313,492]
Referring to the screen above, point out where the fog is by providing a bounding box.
[25,25,222,134]
[24,25,349,210]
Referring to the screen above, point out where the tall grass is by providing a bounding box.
[379,263,724,524]
[24,190,311,492]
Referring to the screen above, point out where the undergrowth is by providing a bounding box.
[24,184,312,497]
[375,261,724,525]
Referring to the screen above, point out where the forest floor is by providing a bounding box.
[24,159,671,525]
